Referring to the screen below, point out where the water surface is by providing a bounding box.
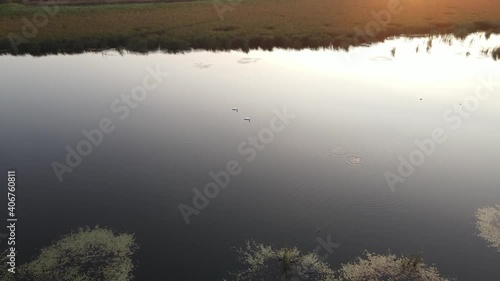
[1,33,500,280]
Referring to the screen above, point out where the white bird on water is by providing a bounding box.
[244,117,251,122]
[232,108,238,112]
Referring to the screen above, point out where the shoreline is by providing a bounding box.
[1,0,500,56]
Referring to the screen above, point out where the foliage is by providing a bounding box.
[226,241,453,281]
[228,240,336,281]
[337,251,450,281]
[476,205,500,251]
[0,249,15,281]
[19,226,137,281]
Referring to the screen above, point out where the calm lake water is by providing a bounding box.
[1,33,500,280]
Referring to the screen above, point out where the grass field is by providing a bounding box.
[0,0,500,55]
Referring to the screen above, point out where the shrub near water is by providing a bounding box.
[19,226,137,281]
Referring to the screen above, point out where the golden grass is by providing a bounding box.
[1,0,500,55]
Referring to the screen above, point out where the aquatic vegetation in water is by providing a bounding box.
[227,240,335,281]
[0,250,15,281]
[17,226,137,281]
[476,205,500,251]
[337,251,451,281]
[226,241,451,281]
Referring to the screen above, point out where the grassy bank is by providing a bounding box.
[0,0,500,55]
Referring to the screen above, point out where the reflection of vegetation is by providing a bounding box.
[426,38,433,53]
[1,0,500,55]
[390,47,396,57]
[280,248,295,280]
[492,47,500,60]
[441,35,454,46]
[480,47,500,60]
[226,241,450,281]
[0,226,137,281]
[476,205,500,251]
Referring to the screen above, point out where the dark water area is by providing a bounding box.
[0,33,500,280]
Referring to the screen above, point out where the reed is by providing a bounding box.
[1,0,500,55]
